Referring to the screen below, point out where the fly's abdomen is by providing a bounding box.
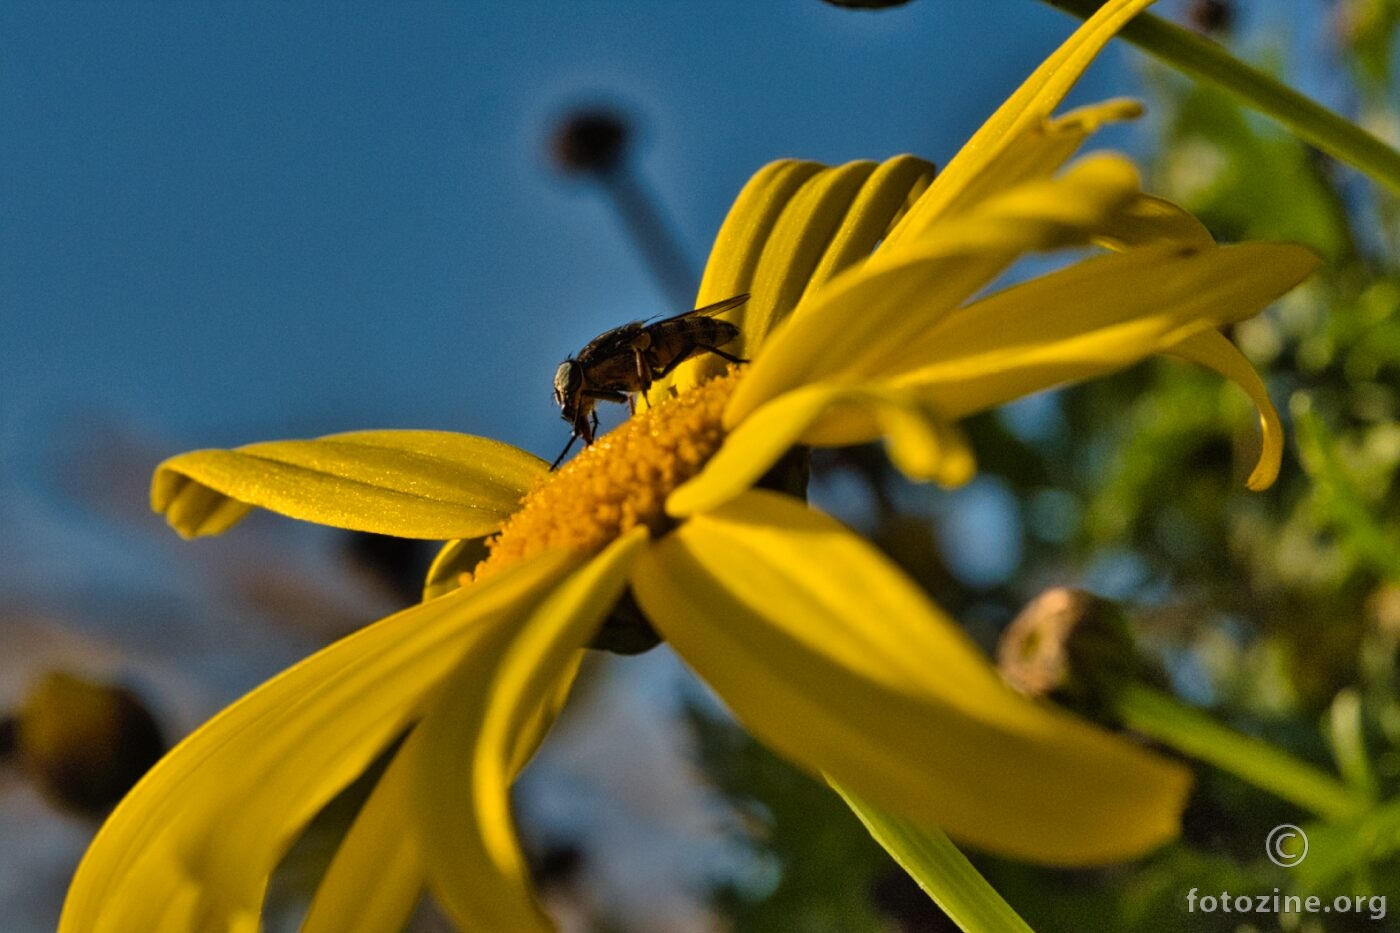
[646,318,740,373]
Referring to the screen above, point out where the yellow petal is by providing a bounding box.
[655,158,824,399]
[796,385,977,485]
[632,491,1191,865]
[891,99,1144,246]
[1090,197,1282,488]
[302,739,425,933]
[890,0,1157,236]
[694,159,825,310]
[659,156,936,397]
[411,530,646,933]
[739,159,881,354]
[1097,192,1216,251]
[802,155,939,294]
[422,536,491,599]
[728,153,1145,424]
[667,384,974,517]
[821,390,976,486]
[669,386,832,516]
[152,430,546,539]
[60,550,579,933]
[1169,329,1284,490]
[885,242,1321,418]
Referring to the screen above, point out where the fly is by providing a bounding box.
[550,293,749,469]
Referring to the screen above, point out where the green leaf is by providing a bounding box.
[834,783,1036,933]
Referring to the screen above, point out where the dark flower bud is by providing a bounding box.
[14,671,167,817]
[0,715,15,761]
[1188,0,1233,35]
[820,0,916,8]
[551,109,631,177]
[996,588,1146,706]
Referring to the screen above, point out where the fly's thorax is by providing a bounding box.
[581,348,645,392]
[472,366,744,581]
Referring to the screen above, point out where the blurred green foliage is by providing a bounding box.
[688,707,899,932]
[694,2,1400,929]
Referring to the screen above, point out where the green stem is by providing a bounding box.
[834,782,1036,933]
[1113,684,1369,823]
[1044,0,1400,195]
[1328,689,1380,800]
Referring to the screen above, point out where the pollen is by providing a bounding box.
[472,368,742,580]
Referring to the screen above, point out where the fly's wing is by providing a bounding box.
[651,293,749,326]
[573,320,649,395]
[576,320,645,360]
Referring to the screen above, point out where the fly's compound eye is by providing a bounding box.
[553,360,581,414]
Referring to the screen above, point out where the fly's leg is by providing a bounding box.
[551,409,593,470]
[651,343,749,381]
[555,390,628,470]
[549,433,579,470]
[581,390,629,403]
[631,348,654,410]
[699,345,747,365]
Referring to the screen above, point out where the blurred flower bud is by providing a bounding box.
[1188,0,1233,34]
[821,0,915,8]
[997,588,1146,705]
[14,671,166,817]
[551,109,630,177]
[1367,583,1400,641]
[0,714,15,762]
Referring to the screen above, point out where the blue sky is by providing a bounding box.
[1,1,1143,463]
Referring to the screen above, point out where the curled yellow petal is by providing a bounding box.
[1097,192,1216,251]
[60,550,578,933]
[741,159,881,351]
[817,390,976,487]
[423,536,491,599]
[694,158,825,310]
[656,158,823,399]
[662,156,936,397]
[668,384,973,517]
[729,153,1145,425]
[411,530,645,933]
[892,98,1144,244]
[890,0,1157,236]
[634,490,1191,865]
[152,430,545,539]
[798,155,940,299]
[885,242,1321,418]
[1169,329,1285,490]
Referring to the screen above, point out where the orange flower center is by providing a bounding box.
[471,368,742,581]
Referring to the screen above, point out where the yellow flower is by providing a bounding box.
[62,2,1318,931]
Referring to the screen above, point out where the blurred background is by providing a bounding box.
[5,0,1400,930]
